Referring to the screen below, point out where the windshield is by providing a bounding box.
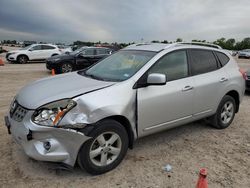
[79,50,156,82]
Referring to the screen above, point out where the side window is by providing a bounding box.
[81,49,95,55]
[30,45,41,51]
[215,52,230,66]
[42,45,55,50]
[149,50,188,82]
[190,49,217,75]
[96,48,107,55]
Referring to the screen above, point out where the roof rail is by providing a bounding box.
[176,42,222,49]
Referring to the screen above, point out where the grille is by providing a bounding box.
[247,75,250,80]
[10,101,27,122]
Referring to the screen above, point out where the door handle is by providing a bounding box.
[182,86,193,91]
[220,77,228,82]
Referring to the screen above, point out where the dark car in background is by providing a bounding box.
[46,47,113,73]
[246,70,250,91]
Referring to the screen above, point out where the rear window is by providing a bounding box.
[190,49,218,75]
[215,52,229,66]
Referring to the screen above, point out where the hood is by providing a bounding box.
[47,53,74,61]
[16,72,115,109]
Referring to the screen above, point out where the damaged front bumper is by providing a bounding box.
[5,111,91,166]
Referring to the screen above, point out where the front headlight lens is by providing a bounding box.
[32,99,76,127]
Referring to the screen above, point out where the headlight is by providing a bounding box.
[32,99,76,127]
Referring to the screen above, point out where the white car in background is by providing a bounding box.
[6,44,62,64]
[238,49,250,59]
[57,45,73,54]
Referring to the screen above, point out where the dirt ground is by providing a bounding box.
[0,50,250,188]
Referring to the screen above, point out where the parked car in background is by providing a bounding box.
[46,47,113,73]
[238,49,250,59]
[57,45,73,54]
[5,43,245,175]
[0,46,7,54]
[246,69,250,91]
[6,44,61,64]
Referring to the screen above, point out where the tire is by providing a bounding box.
[60,63,73,73]
[17,55,28,64]
[209,95,236,129]
[77,119,129,175]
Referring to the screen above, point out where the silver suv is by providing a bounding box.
[5,43,245,174]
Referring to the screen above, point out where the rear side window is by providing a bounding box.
[189,49,218,75]
[82,49,95,55]
[96,48,108,55]
[42,45,55,50]
[215,52,229,66]
[149,50,188,82]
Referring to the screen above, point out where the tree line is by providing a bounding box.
[2,37,250,51]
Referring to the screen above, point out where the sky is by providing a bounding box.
[0,0,250,44]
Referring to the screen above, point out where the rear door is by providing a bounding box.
[188,49,229,119]
[137,50,194,137]
[76,48,96,68]
[41,45,56,59]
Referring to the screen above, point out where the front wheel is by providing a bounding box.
[209,95,236,129]
[77,119,128,175]
[17,55,28,64]
[60,63,73,73]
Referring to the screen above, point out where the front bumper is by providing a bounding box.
[46,60,58,70]
[5,111,90,166]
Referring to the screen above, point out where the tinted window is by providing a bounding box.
[149,50,188,81]
[81,49,95,55]
[215,52,229,66]
[42,45,55,50]
[31,45,42,50]
[96,48,108,55]
[190,50,217,75]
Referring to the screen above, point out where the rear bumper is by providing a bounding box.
[5,111,90,166]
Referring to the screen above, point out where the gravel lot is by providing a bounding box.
[0,50,250,188]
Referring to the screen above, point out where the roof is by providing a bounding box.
[124,42,222,52]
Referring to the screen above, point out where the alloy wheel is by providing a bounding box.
[89,132,122,167]
[220,101,234,124]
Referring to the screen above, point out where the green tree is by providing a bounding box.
[176,38,183,42]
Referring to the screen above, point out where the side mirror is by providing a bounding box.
[147,73,166,85]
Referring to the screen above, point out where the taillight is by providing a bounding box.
[239,68,247,80]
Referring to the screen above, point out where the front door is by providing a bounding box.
[137,50,194,137]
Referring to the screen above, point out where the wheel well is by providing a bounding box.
[17,54,29,60]
[104,116,134,149]
[225,90,240,113]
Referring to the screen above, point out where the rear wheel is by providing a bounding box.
[17,55,28,64]
[209,95,236,129]
[60,63,73,73]
[77,119,128,175]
